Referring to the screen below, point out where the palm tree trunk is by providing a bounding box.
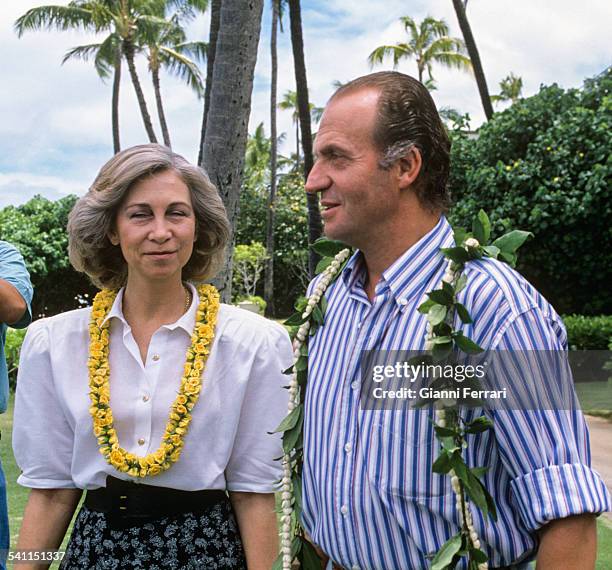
[112,49,121,154]
[451,0,494,121]
[295,118,300,163]
[152,66,171,148]
[201,0,264,302]
[264,0,279,315]
[198,0,221,166]
[288,0,322,277]
[123,39,158,143]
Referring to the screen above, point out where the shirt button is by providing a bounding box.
[344,442,352,452]
[138,438,145,446]
[351,381,359,390]
[340,505,348,515]
[152,354,160,361]
[352,566,360,570]
[399,298,408,306]
[142,394,150,402]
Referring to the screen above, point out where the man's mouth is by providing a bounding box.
[321,202,340,215]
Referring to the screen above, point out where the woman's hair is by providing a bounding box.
[68,144,230,289]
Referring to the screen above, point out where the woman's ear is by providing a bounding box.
[397,146,423,190]
[108,231,119,246]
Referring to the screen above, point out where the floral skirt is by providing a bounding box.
[60,499,246,570]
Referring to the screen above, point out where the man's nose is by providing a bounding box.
[305,161,331,194]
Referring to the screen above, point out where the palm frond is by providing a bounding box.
[431,51,472,72]
[368,44,411,69]
[62,42,110,77]
[399,16,418,40]
[174,41,207,62]
[14,5,96,37]
[422,16,450,39]
[159,46,204,95]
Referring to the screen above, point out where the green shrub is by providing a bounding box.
[563,315,612,350]
[237,295,267,315]
[5,328,26,391]
[449,67,612,315]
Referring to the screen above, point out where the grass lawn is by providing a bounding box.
[2,393,612,567]
[576,381,612,419]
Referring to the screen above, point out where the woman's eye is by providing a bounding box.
[130,212,149,218]
[169,211,187,217]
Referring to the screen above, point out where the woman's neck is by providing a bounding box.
[122,275,189,326]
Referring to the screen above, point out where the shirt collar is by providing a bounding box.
[341,216,454,306]
[101,282,197,335]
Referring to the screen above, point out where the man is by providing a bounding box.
[301,72,610,569]
[0,241,33,568]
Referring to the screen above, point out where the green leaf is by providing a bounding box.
[300,538,324,570]
[284,312,306,326]
[455,273,468,294]
[311,305,324,325]
[282,364,294,375]
[441,246,469,264]
[432,450,452,474]
[295,355,308,372]
[434,425,459,438]
[428,289,453,306]
[282,412,304,454]
[478,478,498,521]
[465,416,493,434]
[453,227,469,246]
[492,230,533,254]
[292,473,302,513]
[310,237,349,257]
[453,332,484,354]
[428,304,447,326]
[471,466,489,479]
[271,552,283,570]
[319,295,328,317]
[273,405,302,433]
[432,341,453,361]
[315,256,332,274]
[472,210,491,245]
[482,245,500,259]
[431,533,463,570]
[498,250,517,267]
[418,298,436,314]
[470,548,488,564]
[455,303,473,324]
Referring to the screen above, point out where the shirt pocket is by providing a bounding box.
[365,409,450,500]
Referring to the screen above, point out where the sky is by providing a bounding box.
[1,0,611,208]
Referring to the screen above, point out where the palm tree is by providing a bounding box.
[288,0,323,276]
[278,90,323,162]
[61,33,123,153]
[141,15,207,147]
[451,0,494,120]
[491,73,523,105]
[200,0,265,302]
[368,15,472,89]
[15,0,164,144]
[265,0,280,314]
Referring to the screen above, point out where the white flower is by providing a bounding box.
[287,402,295,411]
[472,539,481,550]
[424,340,434,351]
[442,273,454,284]
[470,530,479,543]
[465,237,480,249]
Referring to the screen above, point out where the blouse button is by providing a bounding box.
[152,354,160,361]
[138,438,145,446]
[142,394,150,402]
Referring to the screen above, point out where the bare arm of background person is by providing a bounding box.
[0,278,27,325]
[15,488,82,570]
[229,491,278,569]
[537,514,597,569]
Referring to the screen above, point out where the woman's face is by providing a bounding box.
[110,169,197,285]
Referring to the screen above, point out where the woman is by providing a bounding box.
[13,144,291,569]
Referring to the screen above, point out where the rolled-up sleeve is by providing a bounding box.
[225,322,292,492]
[13,320,76,488]
[491,307,611,531]
[0,242,33,328]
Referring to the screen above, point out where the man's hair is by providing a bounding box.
[331,71,451,212]
[68,144,230,289]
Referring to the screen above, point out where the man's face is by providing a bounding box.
[305,88,400,250]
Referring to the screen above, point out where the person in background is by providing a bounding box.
[13,144,291,569]
[0,241,33,570]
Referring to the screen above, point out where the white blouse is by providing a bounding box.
[13,284,292,492]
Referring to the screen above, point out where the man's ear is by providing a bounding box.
[397,146,422,190]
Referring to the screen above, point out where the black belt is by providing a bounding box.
[85,476,227,528]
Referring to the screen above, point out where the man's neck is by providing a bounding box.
[362,211,441,300]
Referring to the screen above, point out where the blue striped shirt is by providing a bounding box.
[302,216,610,569]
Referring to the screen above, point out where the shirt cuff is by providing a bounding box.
[510,463,611,531]
[17,474,77,489]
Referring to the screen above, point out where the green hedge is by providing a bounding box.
[563,314,612,350]
[449,68,612,315]
[5,328,26,391]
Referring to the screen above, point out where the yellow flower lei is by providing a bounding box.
[88,284,220,478]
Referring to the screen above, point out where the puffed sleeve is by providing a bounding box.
[225,321,293,492]
[13,320,76,488]
[490,308,610,531]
